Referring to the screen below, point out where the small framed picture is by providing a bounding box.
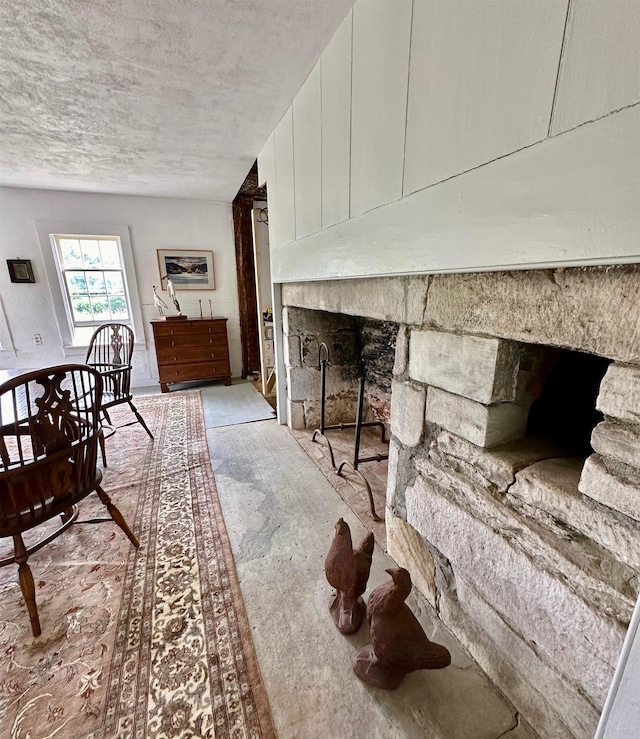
[7,259,35,283]
[157,249,215,290]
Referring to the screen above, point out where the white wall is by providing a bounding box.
[259,0,640,282]
[596,595,640,739]
[0,187,241,383]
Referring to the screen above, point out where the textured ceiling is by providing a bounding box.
[0,0,353,200]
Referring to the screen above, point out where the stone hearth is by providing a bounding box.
[280,265,640,739]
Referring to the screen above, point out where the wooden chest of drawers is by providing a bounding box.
[151,317,232,393]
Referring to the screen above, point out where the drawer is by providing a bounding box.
[156,344,228,364]
[159,360,230,383]
[153,321,227,338]
[155,334,228,351]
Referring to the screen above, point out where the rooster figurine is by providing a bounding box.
[324,518,374,634]
[353,567,451,689]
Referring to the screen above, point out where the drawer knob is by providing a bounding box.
[171,340,175,346]
[212,368,216,373]
[173,356,177,361]
[211,353,215,358]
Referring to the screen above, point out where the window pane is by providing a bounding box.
[87,272,106,295]
[109,295,129,319]
[104,271,124,294]
[80,240,102,268]
[91,296,111,321]
[99,240,120,269]
[65,271,87,295]
[58,239,82,269]
[71,296,94,323]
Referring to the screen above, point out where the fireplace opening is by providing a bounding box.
[525,347,611,456]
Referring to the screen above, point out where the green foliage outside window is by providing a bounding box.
[57,236,131,324]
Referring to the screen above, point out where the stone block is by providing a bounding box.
[591,420,640,470]
[405,473,629,707]
[302,393,358,430]
[425,387,528,448]
[392,324,408,377]
[409,330,521,404]
[579,454,640,523]
[436,430,565,492]
[287,399,305,430]
[425,266,640,363]
[300,335,319,367]
[414,453,638,609]
[386,438,401,510]
[385,438,417,517]
[437,574,601,739]
[386,511,436,607]
[325,330,361,367]
[284,334,301,368]
[286,365,357,403]
[281,275,428,324]
[597,363,640,422]
[390,380,426,447]
[282,305,355,335]
[508,457,640,571]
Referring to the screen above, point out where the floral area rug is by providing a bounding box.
[0,391,275,738]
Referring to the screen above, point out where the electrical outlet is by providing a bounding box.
[33,334,42,345]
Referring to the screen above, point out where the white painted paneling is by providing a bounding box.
[257,133,274,188]
[271,106,640,282]
[273,107,296,246]
[403,0,567,196]
[293,64,322,239]
[321,9,352,229]
[597,595,640,738]
[350,0,412,217]
[551,0,640,135]
[257,133,279,253]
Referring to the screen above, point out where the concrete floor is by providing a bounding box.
[206,417,533,738]
[135,381,532,738]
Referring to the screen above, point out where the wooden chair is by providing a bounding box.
[85,323,153,464]
[0,364,139,636]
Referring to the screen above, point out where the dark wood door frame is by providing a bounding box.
[233,194,261,378]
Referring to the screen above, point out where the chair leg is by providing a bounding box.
[128,400,154,439]
[102,408,113,426]
[95,486,139,548]
[99,427,108,467]
[13,534,41,637]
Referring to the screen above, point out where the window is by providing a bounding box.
[36,220,144,352]
[51,234,132,343]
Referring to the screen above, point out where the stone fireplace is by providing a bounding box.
[280,265,640,738]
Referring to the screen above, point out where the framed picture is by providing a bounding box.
[157,250,215,290]
[7,259,35,283]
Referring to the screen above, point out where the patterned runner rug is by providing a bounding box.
[0,391,275,738]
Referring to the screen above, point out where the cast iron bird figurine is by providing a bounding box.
[353,567,451,689]
[325,518,375,633]
[152,285,168,316]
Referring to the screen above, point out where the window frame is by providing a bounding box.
[52,234,132,330]
[0,294,16,358]
[36,221,145,352]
